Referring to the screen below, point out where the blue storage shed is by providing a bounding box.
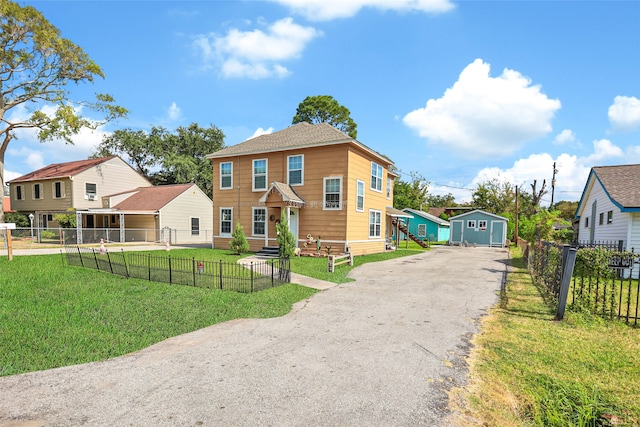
[449,210,508,248]
[401,208,450,242]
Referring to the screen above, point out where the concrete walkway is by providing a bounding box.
[239,255,338,290]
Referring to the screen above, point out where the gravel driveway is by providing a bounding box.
[0,246,508,427]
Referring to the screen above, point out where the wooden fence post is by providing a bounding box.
[556,247,577,320]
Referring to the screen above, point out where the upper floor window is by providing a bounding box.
[191,217,200,236]
[585,217,589,228]
[607,211,613,224]
[356,180,365,212]
[220,162,233,189]
[253,159,267,191]
[85,183,97,201]
[53,181,64,199]
[288,155,304,186]
[33,183,42,200]
[386,177,392,199]
[15,185,23,200]
[599,212,604,225]
[323,177,342,210]
[371,162,383,192]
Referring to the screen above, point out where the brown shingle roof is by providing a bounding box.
[113,184,196,211]
[8,156,118,183]
[593,164,640,209]
[207,122,393,165]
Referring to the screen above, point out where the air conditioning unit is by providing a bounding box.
[87,194,97,201]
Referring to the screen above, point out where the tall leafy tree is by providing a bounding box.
[292,95,357,139]
[425,193,457,208]
[393,172,429,211]
[0,0,127,220]
[93,123,225,198]
[472,179,514,215]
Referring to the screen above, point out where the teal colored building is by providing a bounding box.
[399,208,450,242]
[448,210,508,248]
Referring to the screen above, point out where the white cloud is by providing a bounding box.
[468,139,625,204]
[553,129,575,145]
[271,0,455,21]
[608,95,640,131]
[403,59,561,159]
[249,127,274,139]
[167,102,182,121]
[194,17,321,79]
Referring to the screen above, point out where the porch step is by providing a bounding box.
[256,246,279,258]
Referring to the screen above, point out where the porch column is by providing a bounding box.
[76,211,83,245]
[119,212,125,243]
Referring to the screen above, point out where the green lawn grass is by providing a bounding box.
[0,252,317,376]
[453,246,640,426]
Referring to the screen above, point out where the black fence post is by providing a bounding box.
[271,259,274,287]
[92,248,99,269]
[250,262,254,293]
[122,249,130,278]
[148,253,151,281]
[106,250,114,274]
[556,247,577,320]
[219,259,223,290]
[192,258,196,287]
[168,256,172,284]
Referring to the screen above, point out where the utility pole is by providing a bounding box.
[551,162,558,207]
[514,185,519,244]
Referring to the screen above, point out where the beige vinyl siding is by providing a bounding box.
[346,240,386,255]
[10,178,73,212]
[160,185,213,243]
[73,157,151,210]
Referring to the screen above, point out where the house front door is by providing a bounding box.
[288,207,299,247]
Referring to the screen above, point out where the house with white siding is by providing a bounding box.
[575,164,640,252]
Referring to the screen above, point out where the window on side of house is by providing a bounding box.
[287,155,303,186]
[85,183,97,200]
[370,162,383,192]
[418,224,426,237]
[220,162,233,189]
[607,211,613,224]
[323,177,342,210]
[220,208,233,236]
[33,183,42,200]
[253,159,267,191]
[478,220,487,229]
[16,185,23,200]
[253,208,266,236]
[369,209,382,238]
[191,217,200,236]
[585,217,589,228]
[53,181,64,199]
[467,220,476,229]
[386,177,391,199]
[599,212,604,225]
[356,180,365,212]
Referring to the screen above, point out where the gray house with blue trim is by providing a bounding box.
[401,208,450,242]
[575,164,640,251]
[449,209,508,248]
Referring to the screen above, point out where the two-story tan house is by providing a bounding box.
[8,156,151,230]
[206,122,397,255]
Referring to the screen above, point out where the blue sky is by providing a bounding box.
[6,0,640,205]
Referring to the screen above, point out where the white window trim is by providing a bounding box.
[323,176,343,211]
[252,158,268,191]
[371,162,383,192]
[467,220,476,229]
[478,220,487,230]
[386,177,392,199]
[220,162,233,190]
[252,207,266,236]
[287,154,304,186]
[369,209,382,238]
[32,183,42,200]
[607,211,613,224]
[219,207,233,237]
[418,224,426,237]
[356,179,365,212]
[190,217,200,236]
[52,181,65,199]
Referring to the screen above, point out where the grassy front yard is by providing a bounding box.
[452,246,640,426]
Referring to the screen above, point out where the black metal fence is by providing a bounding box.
[571,239,625,251]
[527,242,640,326]
[63,246,291,293]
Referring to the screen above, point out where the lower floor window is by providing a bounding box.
[369,209,381,238]
[191,217,200,236]
[220,208,232,235]
[253,208,266,236]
